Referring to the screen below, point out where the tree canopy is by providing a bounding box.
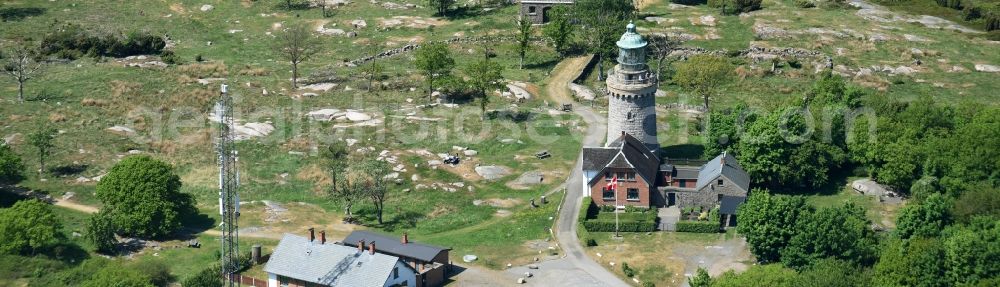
[0,144,24,184]
[95,155,194,238]
[736,190,809,263]
[673,54,733,111]
[780,203,877,269]
[0,199,63,255]
[464,55,504,118]
[414,42,456,99]
[895,193,953,239]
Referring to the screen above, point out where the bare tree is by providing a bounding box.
[363,45,384,92]
[645,34,678,85]
[273,23,322,89]
[3,43,44,103]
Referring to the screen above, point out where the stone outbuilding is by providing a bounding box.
[519,0,574,24]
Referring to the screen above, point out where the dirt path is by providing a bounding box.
[544,56,628,287]
[544,56,592,106]
[54,199,99,214]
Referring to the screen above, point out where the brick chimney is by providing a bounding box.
[357,240,365,252]
[319,230,326,244]
[369,242,376,255]
[308,228,315,242]
[402,233,409,244]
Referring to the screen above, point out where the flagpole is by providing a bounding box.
[614,175,621,238]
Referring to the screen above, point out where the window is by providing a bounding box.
[393,267,399,279]
[627,112,634,121]
[605,172,611,180]
[718,179,724,186]
[602,187,614,200]
[279,276,289,287]
[627,188,639,201]
[617,172,626,180]
[528,6,536,13]
[626,172,635,181]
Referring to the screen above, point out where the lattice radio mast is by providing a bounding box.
[216,84,241,286]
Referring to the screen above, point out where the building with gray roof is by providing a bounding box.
[264,233,416,287]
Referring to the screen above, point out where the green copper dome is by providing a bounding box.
[616,22,647,50]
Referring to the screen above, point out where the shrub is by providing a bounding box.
[195,54,204,62]
[40,23,165,59]
[987,30,1000,41]
[622,262,636,277]
[963,5,983,20]
[580,198,598,222]
[935,0,963,9]
[160,50,179,65]
[796,0,816,8]
[676,220,721,233]
[708,0,763,14]
[642,282,656,287]
[586,238,598,247]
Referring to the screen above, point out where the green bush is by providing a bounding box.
[708,0,763,14]
[40,23,165,59]
[796,0,816,8]
[580,197,598,222]
[642,282,656,287]
[987,30,1000,41]
[586,238,598,247]
[676,220,721,233]
[935,0,964,9]
[622,262,636,277]
[160,50,179,65]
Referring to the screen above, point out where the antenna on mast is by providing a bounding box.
[216,84,240,286]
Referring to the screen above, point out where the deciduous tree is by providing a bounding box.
[86,212,117,254]
[689,268,712,287]
[464,55,504,119]
[413,42,455,101]
[358,159,392,224]
[0,199,62,255]
[427,0,455,16]
[945,217,1000,285]
[0,145,24,184]
[645,34,677,83]
[515,17,533,69]
[27,126,56,174]
[542,7,574,57]
[895,193,952,239]
[95,156,195,238]
[273,23,322,89]
[873,238,948,287]
[781,203,877,269]
[3,43,44,103]
[736,190,810,263]
[673,54,733,111]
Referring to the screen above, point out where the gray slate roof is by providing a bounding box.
[720,195,746,214]
[343,231,449,263]
[265,234,399,287]
[674,166,701,179]
[695,152,750,191]
[586,133,660,185]
[582,147,619,171]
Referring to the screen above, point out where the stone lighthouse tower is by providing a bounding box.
[606,22,659,151]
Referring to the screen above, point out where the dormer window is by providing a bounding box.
[718,179,724,186]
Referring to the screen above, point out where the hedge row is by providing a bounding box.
[580,197,598,222]
[583,220,657,232]
[676,220,721,233]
